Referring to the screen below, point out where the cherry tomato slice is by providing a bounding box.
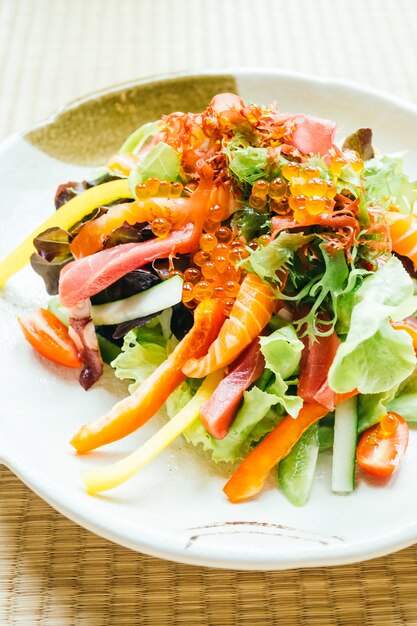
[18,308,82,369]
[356,412,409,478]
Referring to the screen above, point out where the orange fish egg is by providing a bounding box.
[213,254,229,273]
[184,267,201,284]
[201,261,218,280]
[158,181,171,197]
[208,204,223,222]
[146,178,161,195]
[182,282,194,302]
[151,217,171,237]
[193,280,213,301]
[199,233,218,252]
[269,177,287,200]
[252,179,269,198]
[194,250,211,266]
[282,162,301,180]
[216,226,233,244]
[249,195,267,212]
[170,181,183,197]
[302,165,322,179]
[135,183,152,200]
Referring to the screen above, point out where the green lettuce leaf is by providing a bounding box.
[328,257,417,394]
[231,205,271,241]
[119,120,163,154]
[260,325,303,379]
[129,142,180,195]
[111,317,170,393]
[387,372,417,424]
[179,386,282,463]
[259,324,304,417]
[358,386,399,433]
[363,153,417,213]
[243,232,315,282]
[224,136,269,184]
[265,375,303,418]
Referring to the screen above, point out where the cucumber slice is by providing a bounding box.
[318,425,334,452]
[332,396,358,494]
[278,423,319,506]
[91,275,183,325]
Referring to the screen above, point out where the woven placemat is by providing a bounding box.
[2,0,417,624]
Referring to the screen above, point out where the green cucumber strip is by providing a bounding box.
[97,335,121,364]
[91,276,183,326]
[318,425,334,452]
[48,296,121,365]
[332,396,358,494]
[278,423,319,507]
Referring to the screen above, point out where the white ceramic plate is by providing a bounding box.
[1,69,417,570]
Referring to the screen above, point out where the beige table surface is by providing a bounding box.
[2,0,417,624]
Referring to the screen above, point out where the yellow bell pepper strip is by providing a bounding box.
[223,403,329,503]
[82,369,224,495]
[70,298,226,454]
[0,179,132,288]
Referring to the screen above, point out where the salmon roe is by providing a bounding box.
[181,230,251,312]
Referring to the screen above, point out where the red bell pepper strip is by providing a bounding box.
[70,299,225,454]
[200,338,265,440]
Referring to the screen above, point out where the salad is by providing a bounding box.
[2,92,417,506]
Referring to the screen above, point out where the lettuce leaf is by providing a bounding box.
[260,325,303,380]
[358,386,399,433]
[342,128,374,160]
[111,313,172,393]
[119,120,163,154]
[30,227,73,294]
[129,142,180,195]
[259,325,304,418]
[224,136,269,184]
[243,231,315,282]
[328,257,417,394]
[231,205,271,241]
[363,153,417,213]
[387,371,417,424]
[176,386,282,463]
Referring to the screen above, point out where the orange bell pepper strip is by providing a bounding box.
[223,391,359,503]
[223,403,328,503]
[70,299,225,454]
